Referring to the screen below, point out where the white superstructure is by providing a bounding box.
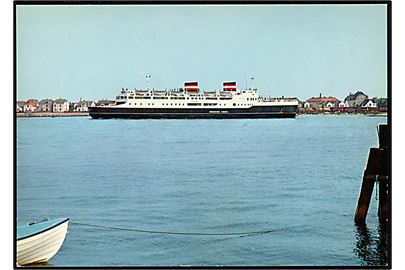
[113,88,298,109]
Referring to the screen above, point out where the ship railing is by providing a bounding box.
[153,91,167,96]
[135,90,149,95]
[170,91,184,96]
[261,97,298,103]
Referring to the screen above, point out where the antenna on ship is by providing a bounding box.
[141,72,152,90]
[245,75,254,90]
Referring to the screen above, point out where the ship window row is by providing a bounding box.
[233,103,252,106]
[128,103,161,106]
[125,96,237,101]
[127,103,192,106]
[162,103,186,106]
[125,102,242,107]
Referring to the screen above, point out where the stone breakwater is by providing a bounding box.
[16,112,89,118]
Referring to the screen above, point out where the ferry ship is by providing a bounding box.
[88,81,298,119]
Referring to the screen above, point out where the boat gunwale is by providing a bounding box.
[17,218,69,241]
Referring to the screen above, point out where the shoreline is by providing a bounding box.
[16,112,89,118]
[297,111,388,116]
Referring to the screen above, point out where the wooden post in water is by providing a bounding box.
[354,124,389,225]
[378,124,389,149]
[377,125,389,223]
[354,148,383,225]
[378,175,389,222]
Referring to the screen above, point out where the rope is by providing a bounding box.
[70,221,274,236]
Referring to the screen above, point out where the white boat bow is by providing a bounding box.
[16,218,69,266]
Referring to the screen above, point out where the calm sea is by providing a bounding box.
[16,115,389,267]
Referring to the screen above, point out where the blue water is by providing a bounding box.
[16,115,389,267]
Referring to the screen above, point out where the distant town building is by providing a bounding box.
[306,93,338,109]
[297,100,305,109]
[68,100,96,112]
[16,101,25,112]
[297,100,312,112]
[344,91,368,107]
[53,98,69,112]
[27,99,39,106]
[338,101,349,108]
[325,101,338,108]
[23,101,38,112]
[38,99,54,112]
[96,99,115,106]
[360,98,377,108]
[69,102,78,112]
[75,100,95,112]
[376,98,388,109]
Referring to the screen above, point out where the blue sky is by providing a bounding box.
[16,4,387,101]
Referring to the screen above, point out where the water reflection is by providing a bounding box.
[354,222,390,266]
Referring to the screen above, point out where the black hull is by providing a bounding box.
[88,105,297,119]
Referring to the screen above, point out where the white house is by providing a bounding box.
[75,100,96,112]
[23,101,38,112]
[53,98,69,112]
[361,99,377,108]
[339,101,349,107]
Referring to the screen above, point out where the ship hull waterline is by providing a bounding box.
[88,106,298,119]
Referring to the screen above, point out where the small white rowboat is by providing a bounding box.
[16,218,69,266]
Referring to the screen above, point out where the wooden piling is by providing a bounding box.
[354,124,390,225]
[378,124,389,150]
[354,175,375,225]
[377,124,390,223]
[354,148,384,225]
[378,175,389,222]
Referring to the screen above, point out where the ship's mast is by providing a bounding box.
[141,72,152,91]
[245,75,254,90]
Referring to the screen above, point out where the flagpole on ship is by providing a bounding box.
[245,74,254,90]
[146,74,151,91]
[140,72,151,91]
